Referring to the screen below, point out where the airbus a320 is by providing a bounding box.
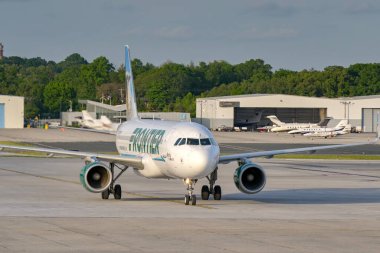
[1,46,378,205]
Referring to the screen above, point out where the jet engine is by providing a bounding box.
[233,163,266,194]
[80,162,112,193]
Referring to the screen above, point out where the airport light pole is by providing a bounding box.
[340,101,354,123]
[199,100,205,125]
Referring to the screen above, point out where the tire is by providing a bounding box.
[214,185,222,200]
[114,184,122,200]
[184,195,190,205]
[191,195,197,205]
[201,185,210,200]
[101,189,109,200]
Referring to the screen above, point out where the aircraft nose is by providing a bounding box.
[187,148,218,178]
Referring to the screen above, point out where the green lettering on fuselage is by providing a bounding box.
[128,128,166,154]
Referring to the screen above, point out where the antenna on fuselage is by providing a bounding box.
[125,45,138,120]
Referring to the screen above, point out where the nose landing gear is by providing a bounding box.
[184,178,197,205]
[201,167,222,200]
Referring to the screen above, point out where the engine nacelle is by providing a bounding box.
[233,163,266,194]
[80,162,112,193]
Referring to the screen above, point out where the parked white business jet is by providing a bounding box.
[303,123,352,138]
[268,115,331,132]
[0,46,378,206]
[288,120,348,135]
[79,110,119,131]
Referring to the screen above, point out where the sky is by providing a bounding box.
[1,0,380,70]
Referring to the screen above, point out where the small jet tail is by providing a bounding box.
[100,115,112,127]
[82,110,94,121]
[318,117,332,127]
[125,45,138,120]
[333,119,348,130]
[266,115,284,126]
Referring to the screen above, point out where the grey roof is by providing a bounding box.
[0,94,24,99]
[79,100,126,112]
[197,93,380,101]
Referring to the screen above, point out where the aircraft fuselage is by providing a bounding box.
[116,119,220,179]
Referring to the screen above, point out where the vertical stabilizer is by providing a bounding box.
[125,45,138,120]
[333,119,348,130]
[318,117,332,127]
[266,115,284,126]
[82,110,93,121]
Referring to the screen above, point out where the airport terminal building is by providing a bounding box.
[196,94,380,132]
[0,95,24,128]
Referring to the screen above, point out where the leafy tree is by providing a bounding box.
[43,80,76,113]
[58,53,88,70]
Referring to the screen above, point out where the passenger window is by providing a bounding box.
[179,138,186,146]
[200,138,211,145]
[174,138,181,146]
[187,138,199,145]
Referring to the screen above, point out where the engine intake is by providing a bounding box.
[80,162,112,193]
[233,163,266,194]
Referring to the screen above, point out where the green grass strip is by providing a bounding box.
[275,154,380,160]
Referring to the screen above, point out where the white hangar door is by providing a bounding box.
[362,108,380,133]
[0,104,4,128]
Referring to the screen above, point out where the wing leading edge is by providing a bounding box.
[219,138,379,164]
[0,144,143,169]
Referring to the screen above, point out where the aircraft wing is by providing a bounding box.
[0,144,143,169]
[218,138,379,164]
[63,127,116,135]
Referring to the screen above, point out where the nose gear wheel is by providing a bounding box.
[184,179,197,205]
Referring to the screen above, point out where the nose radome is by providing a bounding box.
[191,150,208,169]
[187,149,217,178]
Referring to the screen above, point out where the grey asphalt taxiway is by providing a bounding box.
[0,129,379,252]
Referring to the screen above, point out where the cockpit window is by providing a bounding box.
[174,138,182,146]
[210,138,217,146]
[187,138,199,145]
[179,138,186,146]
[200,138,211,145]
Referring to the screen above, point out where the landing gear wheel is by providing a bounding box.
[213,185,222,200]
[101,189,110,200]
[191,195,197,205]
[185,194,190,205]
[201,185,210,200]
[114,184,122,200]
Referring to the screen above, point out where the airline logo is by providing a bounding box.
[129,128,166,154]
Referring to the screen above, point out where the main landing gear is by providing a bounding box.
[101,163,128,200]
[201,167,222,201]
[184,178,197,205]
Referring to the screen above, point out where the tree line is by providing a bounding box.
[0,53,379,118]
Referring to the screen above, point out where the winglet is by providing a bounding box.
[125,45,138,120]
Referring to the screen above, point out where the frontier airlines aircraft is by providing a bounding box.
[0,46,378,205]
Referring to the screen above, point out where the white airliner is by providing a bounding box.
[79,110,119,131]
[0,46,378,206]
[288,120,348,135]
[268,115,331,132]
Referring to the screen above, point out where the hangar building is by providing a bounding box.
[0,95,24,128]
[196,94,380,132]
